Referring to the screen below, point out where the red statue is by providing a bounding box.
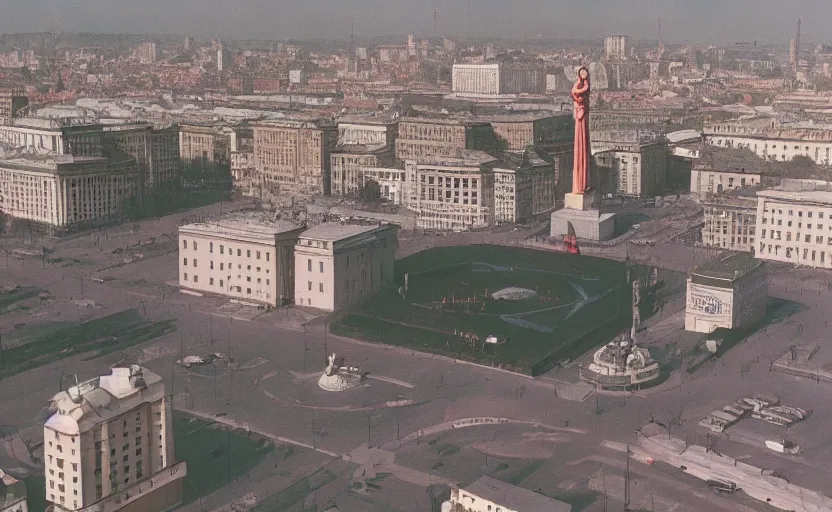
[571,66,591,195]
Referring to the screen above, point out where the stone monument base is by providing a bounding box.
[551,190,616,242]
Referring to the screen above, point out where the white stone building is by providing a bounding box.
[492,150,557,225]
[43,365,186,512]
[406,150,497,231]
[604,35,629,60]
[294,224,397,311]
[179,214,304,307]
[0,118,105,157]
[755,179,832,269]
[445,475,572,512]
[0,155,140,229]
[704,118,832,166]
[685,252,768,334]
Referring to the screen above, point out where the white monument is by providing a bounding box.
[318,353,364,392]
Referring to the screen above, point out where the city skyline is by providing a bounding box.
[2,0,831,45]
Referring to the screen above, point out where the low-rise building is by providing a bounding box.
[360,167,405,204]
[756,179,832,269]
[178,214,304,307]
[43,365,186,512]
[0,88,28,126]
[685,251,767,333]
[0,154,140,230]
[407,150,498,231]
[492,149,557,224]
[294,223,397,311]
[445,475,572,512]
[592,130,667,198]
[701,193,758,253]
[691,167,761,200]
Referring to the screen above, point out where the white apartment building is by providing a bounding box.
[43,365,186,512]
[755,179,832,269]
[179,214,304,307]
[0,155,140,229]
[685,252,768,333]
[136,42,157,64]
[704,118,832,166]
[604,35,629,60]
[407,151,497,231]
[445,475,572,512]
[294,224,397,311]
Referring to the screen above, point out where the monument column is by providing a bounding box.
[550,66,616,242]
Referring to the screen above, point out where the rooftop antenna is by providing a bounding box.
[349,18,354,56]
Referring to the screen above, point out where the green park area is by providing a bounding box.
[174,413,275,505]
[0,309,176,379]
[332,245,645,375]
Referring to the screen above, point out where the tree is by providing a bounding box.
[357,180,382,203]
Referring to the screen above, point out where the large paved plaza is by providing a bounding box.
[3,204,832,511]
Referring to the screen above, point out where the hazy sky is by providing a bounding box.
[2,0,831,44]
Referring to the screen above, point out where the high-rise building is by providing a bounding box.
[789,38,797,73]
[179,123,233,165]
[604,35,629,61]
[0,88,28,126]
[252,119,337,196]
[104,123,181,190]
[43,365,186,512]
[217,45,231,73]
[136,42,156,64]
[184,35,193,51]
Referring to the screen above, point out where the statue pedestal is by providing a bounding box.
[564,191,596,211]
[551,190,616,242]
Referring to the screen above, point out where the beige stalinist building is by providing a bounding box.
[179,214,305,307]
[43,365,186,512]
[0,154,140,230]
[294,223,397,311]
[252,119,337,196]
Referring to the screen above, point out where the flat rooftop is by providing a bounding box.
[299,223,389,242]
[180,213,303,239]
[462,476,572,512]
[691,251,763,282]
[758,188,832,206]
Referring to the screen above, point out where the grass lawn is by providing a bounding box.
[332,245,645,375]
[0,309,176,379]
[174,412,275,506]
[0,286,45,314]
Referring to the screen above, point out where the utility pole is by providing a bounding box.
[624,444,631,510]
[602,467,607,512]
[324,323,328,357]
[367,415,371,447]
[210,314,213,345]
[303,325,308,371]
[311,411,316,449]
